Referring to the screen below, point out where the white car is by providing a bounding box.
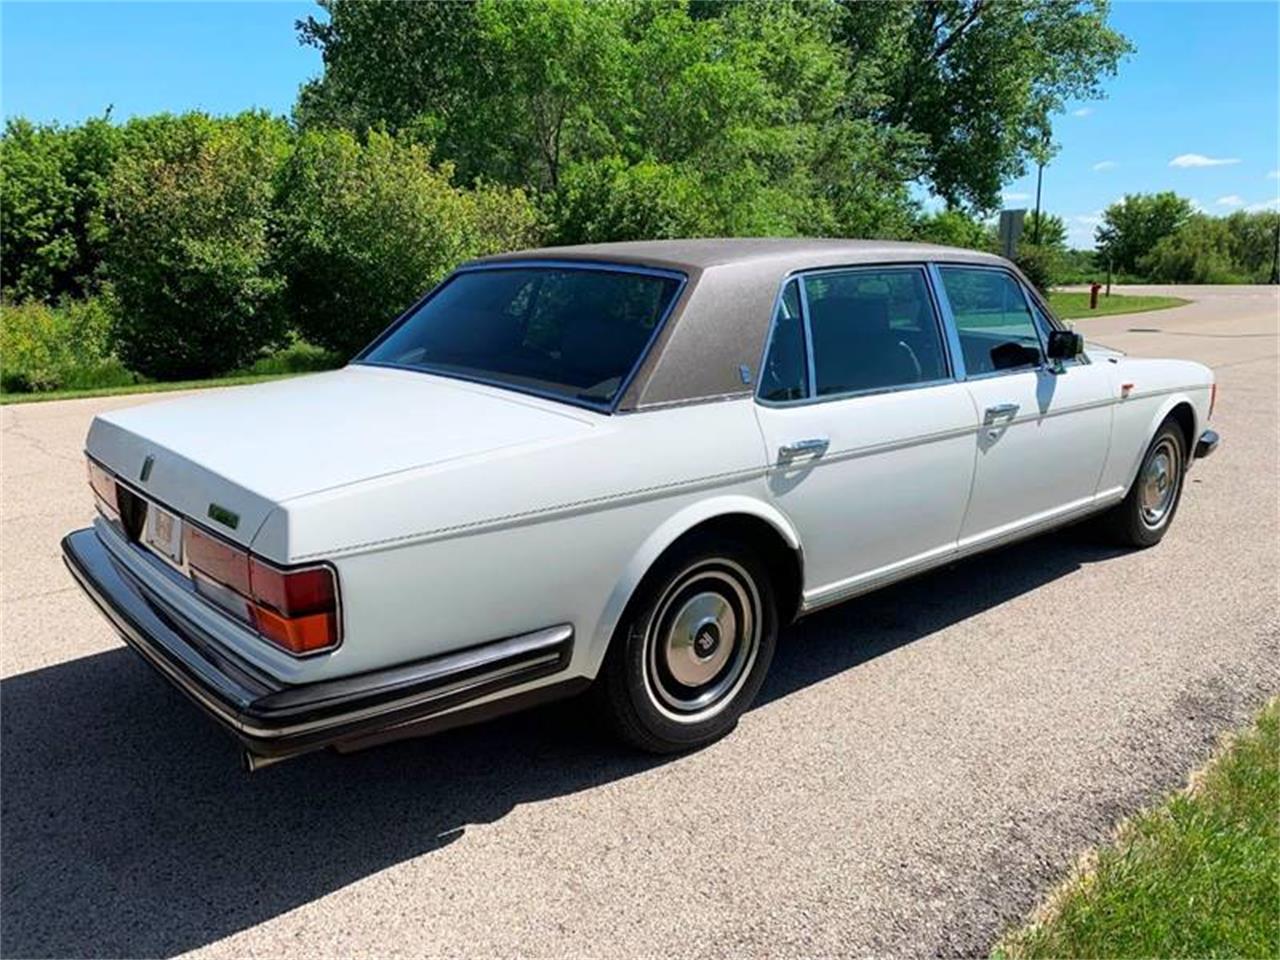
[64,239,1219,769]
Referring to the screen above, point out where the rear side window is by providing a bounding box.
[759,280,808,402]
[360,267,681,407]
[938,268,1043,375]
[802,268,948,397]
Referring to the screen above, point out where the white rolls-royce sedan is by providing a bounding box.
[64,239,1219,769]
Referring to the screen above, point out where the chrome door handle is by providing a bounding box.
[778,438,829,462]
[983,403,1019,424]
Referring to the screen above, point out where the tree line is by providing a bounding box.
[3,0,1147,392]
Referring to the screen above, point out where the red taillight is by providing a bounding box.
[87,460,118,516]
[1209,382,1217,420]
[180,525,341,655]
[186,524,251,595]
[248,558,340,654]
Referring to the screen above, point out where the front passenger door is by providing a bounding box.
[754,267,977,606]
[937,266,1114,548]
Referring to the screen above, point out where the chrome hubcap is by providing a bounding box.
[644,560,761,723]
[1139,438,1180,528]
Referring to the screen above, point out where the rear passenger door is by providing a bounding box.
[934,265,1114,548]
[753,266,978,608]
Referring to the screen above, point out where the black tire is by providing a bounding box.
[1097,420,1187,548]
[596,534,777,754]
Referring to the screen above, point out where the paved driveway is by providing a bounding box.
[2,286,1277,957]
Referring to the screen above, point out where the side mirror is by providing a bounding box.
[1047,329,1085,360]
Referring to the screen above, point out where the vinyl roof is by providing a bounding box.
[475,237,1007,273]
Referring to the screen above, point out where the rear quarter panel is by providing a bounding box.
[255,398,777,683]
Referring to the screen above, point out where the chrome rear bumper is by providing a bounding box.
[62,527,577,768]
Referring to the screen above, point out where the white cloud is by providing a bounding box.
[1246,198,1280,212]
[1169,153,1241,168]
[1267,170,1280,180]
[1072,107,1094,118]
[1216,195,1244,207]
[1002,191,1031,202]
[1072,213,1103,226]
[1092,160,1118,172]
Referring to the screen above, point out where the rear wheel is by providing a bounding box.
[597,535,777,753]
[1098,420,1187,547]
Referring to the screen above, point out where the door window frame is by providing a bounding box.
[754,263,959,408]
[930,262,1060,382]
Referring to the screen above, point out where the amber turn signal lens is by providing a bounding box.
[251,606,340,654]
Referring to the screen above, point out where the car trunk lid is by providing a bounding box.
[86,365,599,548]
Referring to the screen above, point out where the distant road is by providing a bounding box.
[2,286,1276,958]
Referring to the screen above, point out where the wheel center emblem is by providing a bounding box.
[693,624,720,658]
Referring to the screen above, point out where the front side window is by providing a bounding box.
[759,280,808,402]
[802,268,948,397]
[360,266,682,407]
[938,267,1043,375]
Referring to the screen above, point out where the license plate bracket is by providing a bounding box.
[143,501,184,566]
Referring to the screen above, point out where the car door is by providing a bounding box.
[753,265,978,608]
[933,264,1115,550]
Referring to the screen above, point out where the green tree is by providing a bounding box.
[914,208,992,249]
[1222,210,1280,281]
[1023,210,1067,250]
[1096,192,1195,275]
[105,112,292,379]
[0,116,121,302]
[834,1,1131,211]
[275,129,541,357]
[295,0,923,239]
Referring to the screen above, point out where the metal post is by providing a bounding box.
[1032,160,1044,245]
[1270,220,1279,285]
[1106,255,1113,296]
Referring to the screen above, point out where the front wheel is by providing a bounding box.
[1098,420,1187,548]
[597,535,777,753]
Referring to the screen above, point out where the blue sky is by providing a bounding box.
[3,1,1277,249]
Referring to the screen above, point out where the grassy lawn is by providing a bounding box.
[1,341,342,405]
[0,370,319,405]
[997,698,1279,959]
[1048,291,1188,320]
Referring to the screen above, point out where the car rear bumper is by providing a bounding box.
[1194,429,1220,459]
[62,527,579,767]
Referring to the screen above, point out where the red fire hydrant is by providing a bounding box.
[1089,282,1102,310]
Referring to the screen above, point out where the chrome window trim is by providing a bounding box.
[754,278,811,405]
[754,262,957,409]
[933,262,1052,382]
[353,259,689,415]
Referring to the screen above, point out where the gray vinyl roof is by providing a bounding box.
[471,238,1016,410]
[477,237,1007,273]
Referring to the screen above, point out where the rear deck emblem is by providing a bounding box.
[139,455,154,482]
[207,503,240,530]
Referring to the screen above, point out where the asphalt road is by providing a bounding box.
[2,285,1277,958]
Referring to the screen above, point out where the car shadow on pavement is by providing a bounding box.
[0,528,1123,958]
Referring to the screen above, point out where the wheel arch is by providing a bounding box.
[1132,395,1199,486]
[585,497,803,678]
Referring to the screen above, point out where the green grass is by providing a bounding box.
[0,341,342,405]
[997,699,1280,959]
[1048,291,1188,320]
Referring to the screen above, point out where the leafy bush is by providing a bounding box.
[1013,244,1061,294]
[554,158,720,244]
[275,129,541,357]
[0,296,129,393]
[105,112,291,380]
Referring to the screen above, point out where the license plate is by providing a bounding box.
[143,502,184,566]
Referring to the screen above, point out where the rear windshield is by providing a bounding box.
[359,266,683,408]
